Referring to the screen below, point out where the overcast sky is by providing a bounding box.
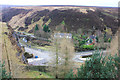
[0,0,119,7]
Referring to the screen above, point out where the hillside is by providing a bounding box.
[1,22,52,78]
[1,6,118,34]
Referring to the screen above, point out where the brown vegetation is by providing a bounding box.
[2,22,26,78]
[1,6,118,34]
[106,28,120,56]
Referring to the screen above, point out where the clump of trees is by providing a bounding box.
[43,24,50,32]
[73,34,94,51]
[34,24,51,39]
[66,50,120,78]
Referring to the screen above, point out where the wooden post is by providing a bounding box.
[118,28,120,79]
[118,28,120,57]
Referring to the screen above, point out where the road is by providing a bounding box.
[19,33,108,66]
[24,45,109,65]
[24,46,95,65]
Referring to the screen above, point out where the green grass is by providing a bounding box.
[25,70,54,78]
[20,39,51,51]
[102,12,117,19]
[32,46,51,51]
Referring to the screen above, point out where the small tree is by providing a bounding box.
[96,36,99,42]
[48,34,60,78]
[61,21,65,25]
[34,24,39,31]
[34,24,39,36]
[59,38,75,78]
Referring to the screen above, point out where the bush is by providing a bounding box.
[108,38,111,43]
[0,61,11,79]
[82,45,94,50]
[66,50,119,78]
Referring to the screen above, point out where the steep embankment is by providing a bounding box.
[1,22,52,78]
[1,22,26,77]
[1,6,118,34]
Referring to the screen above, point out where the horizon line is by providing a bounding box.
[1,4,119,8]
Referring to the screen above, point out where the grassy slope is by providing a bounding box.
[25,16,45,32]
[2,22,26,77]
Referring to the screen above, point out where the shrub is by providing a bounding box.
[108,38,111,43]
[0,61,11,79]
[66,50,119,78]
[82,45,94,50]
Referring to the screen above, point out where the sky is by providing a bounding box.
[0,0,119,7]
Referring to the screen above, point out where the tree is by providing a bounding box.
[0,61,11,79]
[43,24,50,32]
[59,38,75,78]
[48,35,60,78]
[89,39,93,43]
[61,20,65,25]
[34,24,39,31]
[96,36,99,42]
[34,24,39,36]
[66,50,119,78]
[48,34,75,78]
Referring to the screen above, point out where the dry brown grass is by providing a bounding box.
[106,29,119,56]
[1,22,28,78]
[25,16,44,32]
[8,6,97,30]
[0,22,2,62]
[8,10,36,29]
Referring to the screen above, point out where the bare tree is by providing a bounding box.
[48,33,60,78]
[59,37,75,78]
[48,33,75,78]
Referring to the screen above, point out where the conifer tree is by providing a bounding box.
[35,24,39,31]
[43,24,50,32]
[34,24,39,36]
[66,50,119,78]
[61,20,65,25]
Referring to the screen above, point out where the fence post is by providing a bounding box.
[118,28,120,57]
[118,28,120,79]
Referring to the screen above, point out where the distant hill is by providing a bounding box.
[1,5,118,34]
